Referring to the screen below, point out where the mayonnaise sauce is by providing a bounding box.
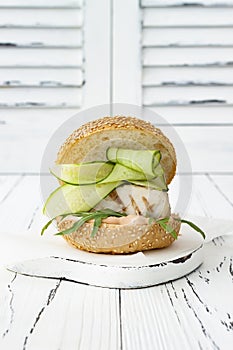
[61,214,149,226]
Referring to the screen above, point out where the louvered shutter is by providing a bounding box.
[141,0,233,172]
[0,0,83,108]
[0,0,85,172]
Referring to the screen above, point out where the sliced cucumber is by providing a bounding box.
[130,175,168,191]
[106,148,161,178]
[44,148,169,218]
[43,181,121,218]
[100,163,147,183]
[50,161,114,185]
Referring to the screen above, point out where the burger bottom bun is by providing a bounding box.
[57,214,181,254]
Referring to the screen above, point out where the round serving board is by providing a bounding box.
[7,225,204,289]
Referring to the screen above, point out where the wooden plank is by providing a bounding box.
[0,110,80,173]
[143,47,233,67]
[0,176,42,231]
[112,0,141,104]
[0,176,22,203]
[0,119,232,173]
[0,9,83,28]
[143,67,233,86]
[189,175,233,218]
[141,0,233,7]
[0,0,83,7]
[143,8,233,27]
[169,174,207,217]
[143,86,233,105]
[0,87,82,108]
[23,282,120,350]
[162,125,233,173]
[208,175,233,206]
[0,28,82,48]
[0,274,61,349]
[0,48,82,67]
[121,236,233,350]
[0,68,83,88]
[83,0,111,107]
[143,27,233,47]
[0,273,120,350]
[169,173,233,218]
[146,106,233,124]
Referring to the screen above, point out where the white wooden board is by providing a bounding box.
[143,8,233,27]
[0,68,83,87]
[147,106,233,124]
[143,48,233,67]
[0,0,83,7]
[142,0,233,6]
[0,28,82,48]
[143,67,233,86]
[143,27,233,47]
[0,9,83,28]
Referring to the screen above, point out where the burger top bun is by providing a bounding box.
[56,116,177,185]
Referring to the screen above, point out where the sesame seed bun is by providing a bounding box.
[57,116,176,185]
[58,215,181,254]
[56,116,178,254]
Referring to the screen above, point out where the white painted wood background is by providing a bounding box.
[0,174,232,349]
[0,1,233,349]
[0,0,232,173]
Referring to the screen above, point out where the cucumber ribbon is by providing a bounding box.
[44,148,168,218]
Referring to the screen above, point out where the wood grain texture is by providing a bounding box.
[0,68,83,88]
[83,0,111,107]
[143,7,233,27]
[0,0,83,7]
[0,28,82,48]
[143,86,233,106]
[0,87,82,108]
[0,9,83,28]
[171,126,233,173]
[207,175,233,207]
[0,175,232,349]
[141,0,233,6]
[0,48,82,67]
[143,67,233,87]
[0,122,232,172]
[112,0,141,104]
[121,236,233,350]
[0,176,41,231]
[143,27,233,47]
[146,106,233,124]
[143,47,233,67]
[0,273,120,350]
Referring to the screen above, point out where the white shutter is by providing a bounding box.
[0,0,84,109]
[0,0,85,172]
[141,0,233,172]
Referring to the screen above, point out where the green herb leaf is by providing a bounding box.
[148,217,155,225]
[42,209,127,237]
[41,218,54,236]
[91,216,102,237]
[175,218,206,239]
[156,218,178,239]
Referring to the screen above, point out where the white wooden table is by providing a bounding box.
[0,174,233,350]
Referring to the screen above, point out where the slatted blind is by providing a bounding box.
[0,0,84,108]
[141,0,233,123]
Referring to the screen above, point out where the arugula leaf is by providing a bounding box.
[41,218,54,236]
[41,209,127,238]
[91,216,102,238]
[155,217,206,240]
[156,218,178,239]
[41,210,206,241]
[175,218,206,239]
